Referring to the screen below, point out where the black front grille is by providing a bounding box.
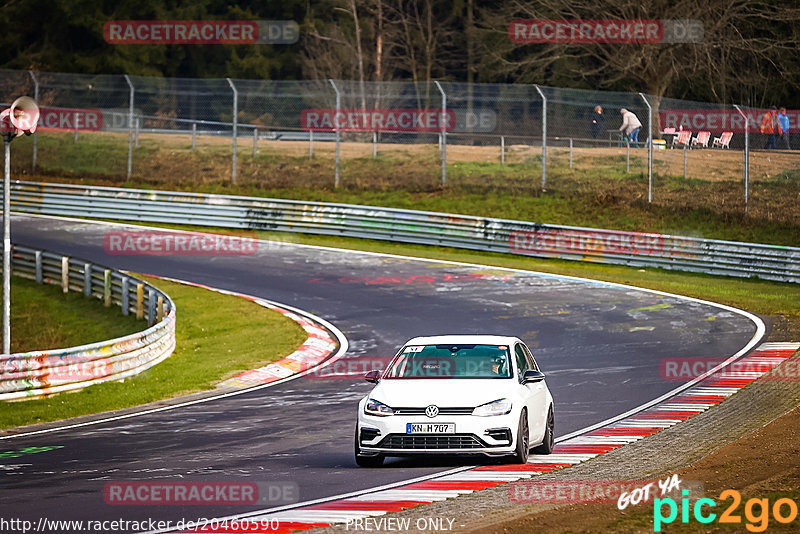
[391,407,474,416]
[377,433,489,449]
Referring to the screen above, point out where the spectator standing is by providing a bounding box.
[619,108,642,147]
[760,106,781,149]
[778,107,790,149]
[590,106,605,141]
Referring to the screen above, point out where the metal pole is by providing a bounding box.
[434,81,447,186]
[329,79,341,187]
[123,74,134,180]
[501,135,505,165]
[309,130,314,159]
[74,112,79,143]
[134,116,140,148]
[252,127,258,158]
[226,78,238,184]
[569,138,573,169]
[683,145,687,179]
[534,85,547,189]
[639,93,653,203]
[734,105,749,211]
[373,131,377,158]
[28,71,38,172]
[3,136,10,355]
[626,138,630,172]
[192,122,196,151]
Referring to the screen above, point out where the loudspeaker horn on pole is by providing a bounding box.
[1,96,40,137]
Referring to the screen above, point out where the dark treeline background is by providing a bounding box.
[1,0,798,107]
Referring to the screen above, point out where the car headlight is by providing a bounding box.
[364,398,394,417]
[472,398,512,417]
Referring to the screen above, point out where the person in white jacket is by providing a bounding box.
[619,108,642,147]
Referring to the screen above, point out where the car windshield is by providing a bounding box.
[383,344,512,379]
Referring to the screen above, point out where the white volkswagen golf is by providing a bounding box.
[355,335,554,467]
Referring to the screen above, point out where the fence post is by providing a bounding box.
[329,79,341,187]
[104,269,111,307]
[28,70,38,171]
[569,138,573,169]
[74,112,79,143]
[124,74,134,179]
[639,93,653,203]
[733,105,750,212]
[309,130,314,159]
[136,283,144,319]
[373,131,377,158]
[626,138,630,173]
[683,144,687,179]
[157,295,164,322]
[252,127,258,158]
[501,135,505,165]
[534,85,547,190]
[434,81,447,186]
[61,256,69,293]
[83,262,92,296]
[148,288,156,325]
[192,122,197,151]
[34,250,42,284]
[121,277,130,315]
[226,78,238,184]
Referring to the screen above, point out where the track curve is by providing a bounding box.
[0,215,765,532]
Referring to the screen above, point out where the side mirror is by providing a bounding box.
[523,370,545,383]
[364,370,381,384]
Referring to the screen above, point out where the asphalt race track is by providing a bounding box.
[0,215,764,532]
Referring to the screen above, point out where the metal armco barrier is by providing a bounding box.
[5,180,800,284]
[0,244,176,400]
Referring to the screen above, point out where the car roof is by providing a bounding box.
[403,334,523,346]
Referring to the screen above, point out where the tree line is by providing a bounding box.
[1,0,798,107]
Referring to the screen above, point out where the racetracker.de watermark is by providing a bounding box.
[103,230,260,256]
[509,479,704,505]
[303,356,394,381]
[103,481,298,505]
[660,357,800,381]
[509,19,703,44]
[104,20,299,44]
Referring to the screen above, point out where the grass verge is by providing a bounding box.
[0,276,307,430]
[10,275,143,353]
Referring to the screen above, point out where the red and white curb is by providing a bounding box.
[161,342,799,533]
[143,275,340,389]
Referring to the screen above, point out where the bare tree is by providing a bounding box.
[479,0,800,127]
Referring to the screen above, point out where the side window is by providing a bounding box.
[514,344,530,381]
[522,344,538,371]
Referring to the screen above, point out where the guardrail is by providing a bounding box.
[0,244,176,400]
[5,180,800,284]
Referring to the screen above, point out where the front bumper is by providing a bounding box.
[357,412,519,456]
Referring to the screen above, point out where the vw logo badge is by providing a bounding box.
[425,405,439,418]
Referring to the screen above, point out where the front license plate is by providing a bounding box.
[406,423,455,434]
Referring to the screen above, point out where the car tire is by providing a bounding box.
[533,406,554,455]
[510,410,530,464]
[354,426,384,468]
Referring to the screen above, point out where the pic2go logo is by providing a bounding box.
[654,489,799,532]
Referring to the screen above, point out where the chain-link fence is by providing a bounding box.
[2,68,798,200]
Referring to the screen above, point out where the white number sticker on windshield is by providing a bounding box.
[403,345,424,353]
